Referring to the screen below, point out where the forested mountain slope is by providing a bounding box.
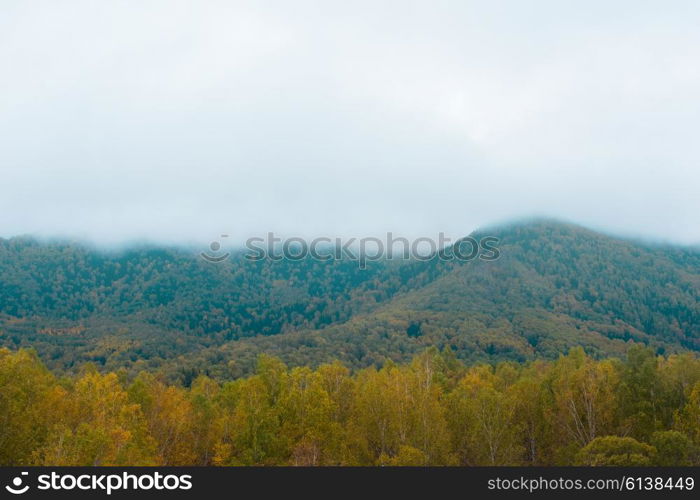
[175,221,700,379]
[1,220,698,381]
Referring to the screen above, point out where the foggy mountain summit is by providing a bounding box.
[1,219,698,379]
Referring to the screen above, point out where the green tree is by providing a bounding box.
[619,345,662,439]
[650,431,694,466]
[576,436,656,466]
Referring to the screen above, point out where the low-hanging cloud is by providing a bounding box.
[1,0,699,246]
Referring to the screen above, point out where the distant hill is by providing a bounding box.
[1,220,699,382]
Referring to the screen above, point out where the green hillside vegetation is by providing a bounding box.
[2,220,698,382]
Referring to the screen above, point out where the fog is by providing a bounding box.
[1,1,699,246]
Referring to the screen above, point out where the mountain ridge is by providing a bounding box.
[1,219,698,382]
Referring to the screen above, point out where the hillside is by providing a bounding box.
[1,220,698,382]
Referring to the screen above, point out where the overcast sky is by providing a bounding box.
[1,0,699,246]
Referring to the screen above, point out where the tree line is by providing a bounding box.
[3,344,700,466]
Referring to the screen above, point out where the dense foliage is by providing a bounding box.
[3,345,700,466]
[1,221,698,382]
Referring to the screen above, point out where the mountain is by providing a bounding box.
[1,220,699,382]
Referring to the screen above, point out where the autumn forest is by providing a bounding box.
[1,221,700,466]
[4,344,700,467]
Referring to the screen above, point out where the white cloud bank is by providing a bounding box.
[1,0,699,245]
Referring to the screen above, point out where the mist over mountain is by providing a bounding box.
[1,219,698,383]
